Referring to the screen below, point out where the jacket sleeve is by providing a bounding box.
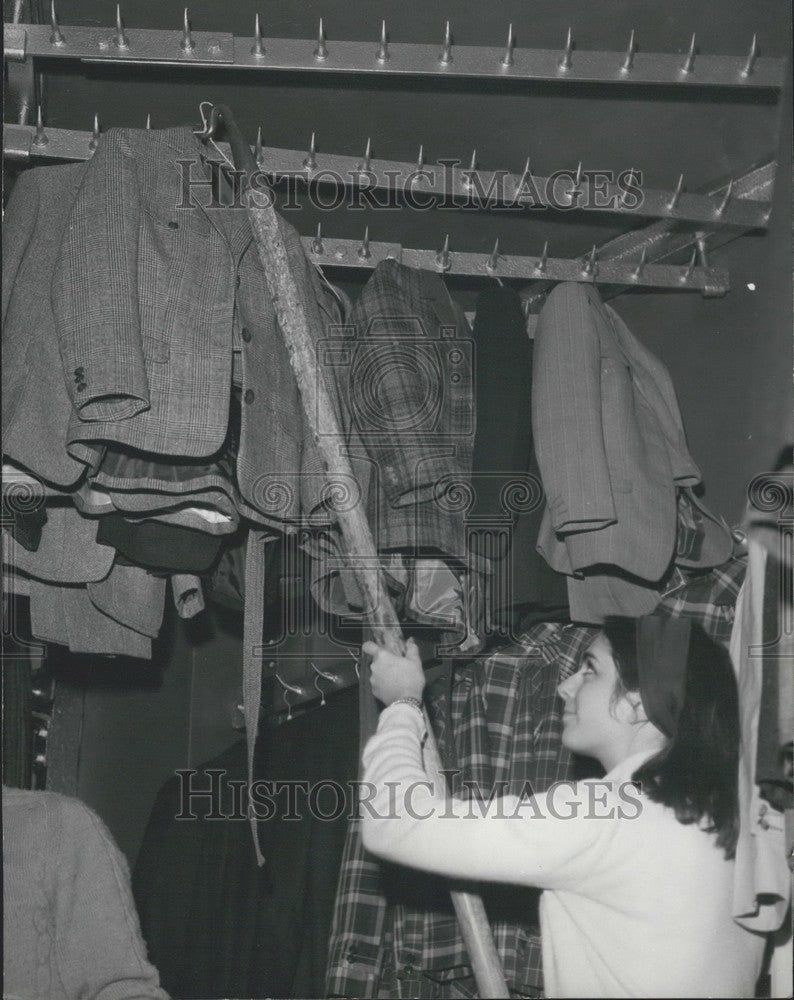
[51,129,150,423]
[2,168,41,327]
[51,795,171,999]
[531,282,617,534]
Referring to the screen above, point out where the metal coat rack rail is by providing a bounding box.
[3,9,786,90]
[2,122,731,293]
[2,117,772,229]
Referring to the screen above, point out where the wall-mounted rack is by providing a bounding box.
[2,120,732,293]
[2,120,773,230]
[4,13,785,90]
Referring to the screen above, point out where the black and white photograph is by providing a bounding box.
[2,2,792,997]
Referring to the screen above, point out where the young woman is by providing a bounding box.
[360,615,766,998]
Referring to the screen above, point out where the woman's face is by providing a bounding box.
[557,634,637,767]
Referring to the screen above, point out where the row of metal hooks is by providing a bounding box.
[44,4,762,80]
[5,5,783,89]
[13,112,767,230]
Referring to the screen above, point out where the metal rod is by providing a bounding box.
[303,131,317,171]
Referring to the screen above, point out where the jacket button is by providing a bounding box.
[168,221,179,229]
[241,327,252,343]
[76,382,87,392]
[244,389,255,404]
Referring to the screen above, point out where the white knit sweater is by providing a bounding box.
[361,704,766,999]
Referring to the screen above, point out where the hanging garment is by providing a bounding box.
[532,282,732,623]
[307,259,475,625]
[132,687,358,1000]
[49,126,344,530]
[326,624,596,999]
[2,163,90,487]
[730,538,791,933]
[468,288,568,630]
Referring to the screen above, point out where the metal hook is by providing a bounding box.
[620,30,636,73]
[462,149,478,191]
[667,173,684,211]
[303,131,318,172]
[439,21,452,65]
[194,104,220,140]
[680,248,698,283]
[251,12,265,58]
[559,27,573,71]
[681,33,697,74]
[311,662,340,708]
[486,238,500,273]
[501,23,515,67]
[740,34,758,78]
[376,20,389,63]
[274,673,307,721]
[696,236,708,268]
[357,137,372,174]
[347,648,361,679]
[114,4,129,49]
[314,18,328,60]
[312,222,324,255]
[254,125,263,165]
[145,113,152,129]
[358,226,372,260]
[32,105,49,147]
[89,113,101,150]
[49,0,65,46]
[714,179,733,216]
[180,7,195,53]
[536,240,549,273]
[631,247,647,280]
[436,234,451,271]
[581,244,598,278]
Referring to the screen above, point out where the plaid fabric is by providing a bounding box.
[326,562,748,998]
[326,623,596,999]
[659,553,746,644]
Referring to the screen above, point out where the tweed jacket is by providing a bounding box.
[532,282,730,621]
[3,163,90,486]
[49,126,341,526]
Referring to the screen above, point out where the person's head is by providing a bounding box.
[557,631,667,771]
[558,615,740,858]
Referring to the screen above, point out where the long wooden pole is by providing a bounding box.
[214,105,510,999]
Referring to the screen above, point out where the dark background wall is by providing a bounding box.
[5,0,791,862]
